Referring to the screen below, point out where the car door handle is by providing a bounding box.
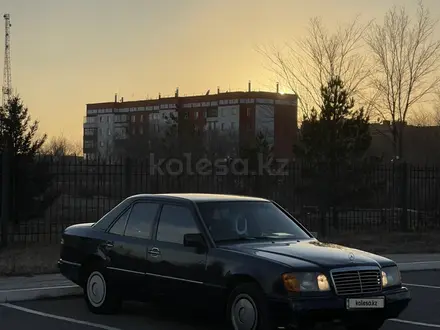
[148,247,160,256]
[105,241,114,248]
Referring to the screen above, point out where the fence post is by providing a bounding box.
[399,161,409,232]
[1,150,11,247]
[123,157,132,198]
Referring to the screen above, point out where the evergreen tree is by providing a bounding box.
[0,96,46,155]
[0,96,50,227]
[295,76,372,235]
[295,76,371,164]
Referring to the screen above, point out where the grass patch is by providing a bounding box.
[0,243,60,276]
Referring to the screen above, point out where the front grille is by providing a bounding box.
[331,268,382,295]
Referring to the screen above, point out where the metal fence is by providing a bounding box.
[1,155,439,245]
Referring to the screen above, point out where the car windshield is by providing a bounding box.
[196,201,310,243]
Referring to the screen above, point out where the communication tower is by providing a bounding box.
[2,14,11,107]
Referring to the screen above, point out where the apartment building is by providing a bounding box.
[83,89,298,159]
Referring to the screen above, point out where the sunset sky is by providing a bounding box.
[1,0,440,142]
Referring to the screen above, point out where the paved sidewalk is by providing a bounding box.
[0,253,439,303]
[0,274,82,303]
[0,274,77,291]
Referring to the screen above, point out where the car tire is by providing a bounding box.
[83,267,121,314]
[226,282,274,330]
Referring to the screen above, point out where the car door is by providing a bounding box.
[147,203,208,301]
[105,200,160,300]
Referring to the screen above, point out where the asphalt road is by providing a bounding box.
[0,270,439,330]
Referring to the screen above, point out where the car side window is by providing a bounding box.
[124,202,160,239]
[108,208,130,235]
[156,204,200,245]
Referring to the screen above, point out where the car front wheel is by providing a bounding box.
[84,268,121,314]
[226,283,274,330]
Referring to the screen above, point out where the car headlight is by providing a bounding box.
[381,266,401,288]
[282,272,331,292]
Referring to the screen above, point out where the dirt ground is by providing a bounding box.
[0,231,439,276]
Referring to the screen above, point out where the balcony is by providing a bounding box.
[84,116,97,128]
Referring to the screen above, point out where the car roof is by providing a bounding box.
[126,193,269,203]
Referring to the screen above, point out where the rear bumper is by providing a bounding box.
[270,287,411,327]
[58,259,82,286]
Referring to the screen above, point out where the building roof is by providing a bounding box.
[86,91,297,109]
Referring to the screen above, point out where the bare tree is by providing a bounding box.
[259,16,372,120]
[365,2,440,158]
[43,135,82,157]
[409,105,440,127]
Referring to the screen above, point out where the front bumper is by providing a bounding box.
[271,286,411,327]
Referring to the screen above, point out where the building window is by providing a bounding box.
[84,116,96,124]
[207,108,218,118]
[84,141,95,149]
[232,108,237,115]
[108,129,111,136]
[221,123,225,130]
[131,115,136,123]
[107,116,110,122]
[100,116,103,122]
[99,128,102,135]
[140,126,144,135]
[231,122,235,130]
[84,128,94,136]
[184,112,189,119]
[132,127,136,135]
[194,112,199,119]
[100,141,104,147]
[140,114,144,123]
[247,107,251,117]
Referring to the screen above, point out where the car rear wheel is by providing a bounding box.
[84,268,121,314]
[226,283,274,330]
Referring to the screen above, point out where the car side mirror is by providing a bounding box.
[184,233,206,248]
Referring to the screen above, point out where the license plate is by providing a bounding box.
[346,297,385,309]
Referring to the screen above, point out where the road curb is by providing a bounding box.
[398,261,440,272]
[0,285,83,303]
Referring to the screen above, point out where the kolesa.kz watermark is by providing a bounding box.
[148,153,291,176]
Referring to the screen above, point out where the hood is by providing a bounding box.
[223,239,395,269]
